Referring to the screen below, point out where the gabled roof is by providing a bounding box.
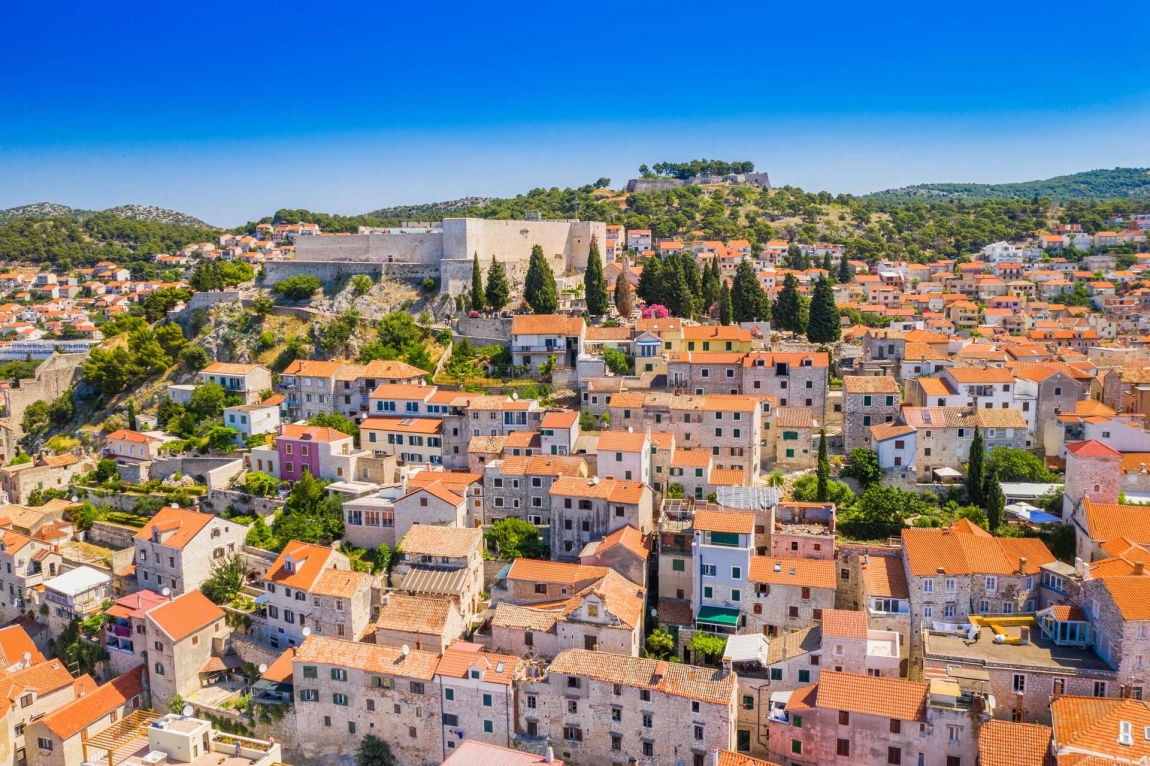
[694,508,755,535]
[902,526,1055,577]
[547,649,734,704]
[294,635,439,680]
[134,507,216,549]
[862,554,909,599]
[375,593,460,636]
[842,376,900,394]
[39,666,147,740]
[505,558,607,586]
[1101,577,1150,621]
[1052,695,1150,763]
[815,671,928,722]
[0,625,44,667]
[511,314,585,337]
[1082,498,1150,545]
[1066,440,1122,459]
[399,524,481,558]
[748,557,836,589]
[147,590,224,642]
[820,609,868,639]
[267,541,340,591]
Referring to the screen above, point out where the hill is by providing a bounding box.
[363,196,496,221]
[0,202,214,228]
[867,167,1150,204]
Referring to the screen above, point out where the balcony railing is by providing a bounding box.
[512,345,563,353]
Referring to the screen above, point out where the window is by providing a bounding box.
[482,693,492,707]
[642,713,653,728]
[410,681,424,695]
[331,668,347,682]
[672,559,685,572]
[611,735,622,751]
[837,739,851,756]
[154,663,164,676]
[37,739,52,753]
[333,693,348,706]
[888,746,902,765]
[564,727,583,742]
[947,725,961,743]
[640,689,651,702]
[742,695,754,710]
[791,740,802,755]
[1012,674,1025,693]
[1094,681,1107,697]
[890,719,901,734]
[443,714,458,727]
[643,742,654,757]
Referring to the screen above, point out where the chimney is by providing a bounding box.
[77,680,85,697]
[937,566,945,575]
[1135,562,1145,577]
[1018,557,1028,576]
[1019,626,1030,645]
[544,747,554,763]
[710,746,720,766]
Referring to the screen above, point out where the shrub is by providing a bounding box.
[273,275,322,301]
[179,346,209,371]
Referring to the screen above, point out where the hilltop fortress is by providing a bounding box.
[281,217,606,294]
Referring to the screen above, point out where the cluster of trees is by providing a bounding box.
[357,311,435,372]
[468,253,511,313]
[154,381,245,453]
[524,244,558,314]
[443,337,510,379]
[188,260,254,291]
[639,159,756,179]
[273,275,322,301]
[82,315,191,396]
[635,251,718,319]
[245,469,345,552]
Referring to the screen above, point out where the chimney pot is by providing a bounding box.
[1019,557,1028,576]
[544,746,554,763]
[1135,562,1145,577]
[937,566,945,575]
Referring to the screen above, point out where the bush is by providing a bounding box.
[603,347,630,376]
[273,275,322,301]
[94,458,118,483]
[484,517,545,559]
[180,346,209,371]
[244,471,279,497]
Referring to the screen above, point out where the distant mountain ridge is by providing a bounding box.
[867,167,1150,203]
[362,196,496,220]
[0,202,214,228]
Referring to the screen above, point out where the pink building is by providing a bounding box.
[255,424,367,483]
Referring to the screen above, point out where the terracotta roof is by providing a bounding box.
[1101,577,1150,620]
[947,367,1015,384]
[742,352,830,369]
[523,455,587,477]
[361,358,429,378]
[681,325,752,342]
[547,649,735,704]
[506,558,607,586]
[399,524,481,558]
[717,751,783,766]
[279,423,351,443]
[104,590,168,621]
[368,383,433,400]
[491,602,559,632]
[404,481,465,507]
[842,376,900,394]
[0,625,44,667]
[1066,440,1122,458]
[596,431,649,453]
[201,362,263,375]
[549,475,646,504]
[671,449,713,468]
[311,568,369,599]
[1081,498,1150,544]
[1051,695,1150,763]
[902,526,1055,576]
[774,407,814,429]
[436,642,518,685]
[816,671,928,722]
[261,648,295,684]
[511,314,585,337]
[406,470,481,492]
[40,666,147,739]
[820,609,868,639]
[862,554,909,599]
[503,430,541,449]
[748,557,836,589]
[540,410,579,429]
[593,525,649,561]
[294,635,439,680]
[375,593,459,635]
[283,359,343,378]
[785,683,819,712]
[584,326,632,341]
[694,508,755,534]
[106,429,160,443]
[134,507,215,549]
[869,423,915,442]
[147,590,224,642]
[267,541,340,590]
[708,468,746,486]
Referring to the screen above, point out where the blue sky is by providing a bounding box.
[2,0,1148,226]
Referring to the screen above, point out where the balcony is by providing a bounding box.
[512,344,563,353]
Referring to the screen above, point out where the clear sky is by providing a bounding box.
[3,0,1149,227]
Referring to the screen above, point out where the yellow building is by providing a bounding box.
[662,324,755,355]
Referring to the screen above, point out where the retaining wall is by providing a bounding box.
[86,521,139,549]
[204,488,284,518]
[150,457,244,489]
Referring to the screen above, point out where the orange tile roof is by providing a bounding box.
[368,383,433,400]
[717,751,783,766]
[694,508,755,535]
[671,449,712,468]
[540,410,579,429]
[902,526,1055,576]
[506,558,607,586]
[295,635,439,680]
[774,407,814,429]
[748,557,836,589]
[283,359,344,378]
[133,507,215,549]
[596,431,649,452]
[201,362,263,375]
[405,481,465,507]
[398,524,481,558]
[147,590,224,642]
[547,649,734,704]
[842,376,900,394]
[1101,577,1150,620]
[708,468,746,486]
[375,593,459,635]
[869,423,915,442]
[0,625,44,666]
[311,568,369,599]
[511,314,586,337]
[361,417,443,435]
[435,642,518,685]
[593,525,649,561]
[279,423,352,443]
[40,666,147,739]
[266,541,340,590]
[979,720,1053,766]
[815,671,928,721]
[1052,695,1150,763]
[820,609,868,638]
[862,554,909,599]
[1066,440,1122,458]
[106,429,160,443]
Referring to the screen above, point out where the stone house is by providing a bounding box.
[895,407,1028,481]
[394,525,484,623]
[773,407,815,468]
[862,328,907,367]
[359,416,444,466]
[41,566,110,638]
[144,590,226,708]
[858,550,912,646]
[435,643,520,757]
[291,635,443,765]
[510,314,586,371]
[104,429,164,462]
[579,524,649,589]
[819,609,902,678]
[516,649,737,766]
[490,558,609,606]
[549,476,653,560]
[25,667,148,766]
[1,453,91,505]
[374,593,465,654]
[280,359,343,420]
[100,590,169,678]
[841,376,900,453]
[668,353,747,396]
[741,352,830,419]
[483,455,587,527]
[391,482,467,542]
[134,506,249,595]
[0,653,77,766]
[746,556,837,637]
[669,449,715,501]
[770,502,835,560]
[0,530,62,623]
[540,410,579,456]
[197,362,273,405]
[1081,575,1150,697]
[308,567,373,642]
[1102,368,1150,418]
[260,541,352,649]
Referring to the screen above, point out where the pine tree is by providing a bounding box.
[584,236,610,315]
[821,252,831,273]
[807,277,842,344]
[967,425,985,506]
[838,255,852,284]
[731,258,767,323]
[984,467,1005,532]
[614,273,633,319]
[485,255,510,312]
[637,255,662,306]
[665,264,693,319]
[816,428,829,502]
[701,258,721,314]
[127,400,137,431]
[470,252,484,312]
[524,244,558,314]
[682,254,702,312]
[773,273,803,333]
[719,280,733,325]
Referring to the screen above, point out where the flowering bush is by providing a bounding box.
[642,304,669,319]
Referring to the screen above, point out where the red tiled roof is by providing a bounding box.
[147,590,224,642]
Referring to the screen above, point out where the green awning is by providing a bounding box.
[695,606,741,627]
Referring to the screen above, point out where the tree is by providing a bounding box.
[731,259,767,322]
[636,255,662,305]
[842,448,883,490]
[244,471,279,496]
[806,277,841,344]
[47,389,73,426]
[356,735,396,766]
[484,517,545,559]
[603,347,630,376]
[816,429,829,502]
[351,274,373,295]
[773,273,803,333]
[524,244,558,314]
[664,261,693,319]
[984,467,1005,532]
[245,515,277,549]
[94,458,118,483]
[485,255,510,312]
[584,236,610,315]
[985,446,1056,482]
[376,311,422,350]
[614,273,634,319]
[273,275,322,301]
[200,554,248,604]
[470,252,484,312]
[688,632,727,662]
[308,412,359,438]
[22,400,49,434]
[645,628,677,660]
[188,382,227,419]
[154,323,187,357]
[179,345,209,371]
[252,291,275,315]
[126,401,137,432]
[967,426,985,506]
[701,257,721,314]
[56,618,108,677]
[205,425,240,451]
[838,255,852,284]
[138,287,192,322]
[840,485,923,540]
[719,281,733,325]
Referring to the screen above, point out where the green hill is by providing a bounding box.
[867,167,1150,203]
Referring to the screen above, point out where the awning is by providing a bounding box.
[695,605,741,627]
[933,467,963,478]
[254,593,268,605]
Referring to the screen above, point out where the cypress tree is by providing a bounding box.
[470,252,484,312]
[665,263,693,319]
[637,255,662,306]
[485,255,509,312]
[821,252,833,274]
[719,280,732,325]
[524,244,558,314]
[773,273,803,333]
[614,273,633,319]
[584,236,610,315]
[682,253,702,312]
[701,258,721,314]
[127,400,137,432]
[838,255,852,284]
[984,467,1005,532]
[967,425,985,506]
[816,428,829,502]
[731,258,767,323]
[807,277,842,344]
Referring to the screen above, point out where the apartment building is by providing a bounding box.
[196,362,272,405]
[134,506,248,595]
[261,542,353,649]
[549,476,654,560]
[144,590,227,707]
[841,376,900,452]
[394,525,484,623]
[435,643,520,756]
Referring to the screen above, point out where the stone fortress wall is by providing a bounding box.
[290,217,606,294]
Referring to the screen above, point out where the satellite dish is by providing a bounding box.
[258,664,268,674]
[71,496,78,503]
[182,705,194,717]
[511,391,518,400]
[161,588,171,597]
[302,627,311,637]
[650,608,657,618]
[401,645,410,656]
[171,502,180,509]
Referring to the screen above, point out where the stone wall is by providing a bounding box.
[86,520,139,549]
[204,488,284,518]
[150,457,244,489]
[454,316,512,345]
[4,353,87,438]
